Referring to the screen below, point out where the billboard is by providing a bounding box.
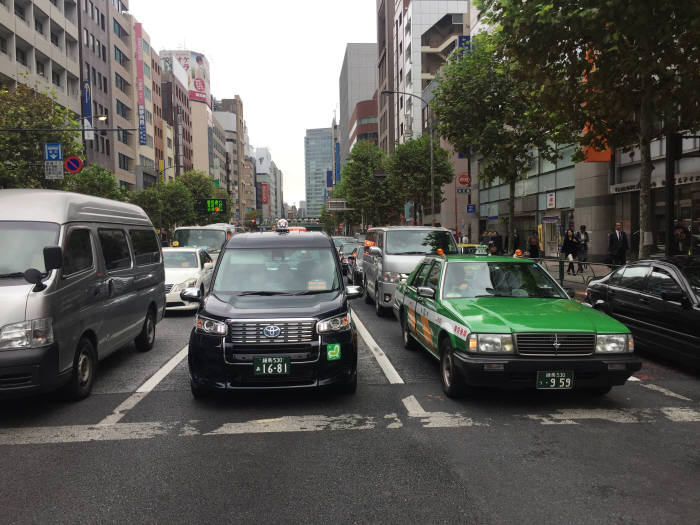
[134,23,147,145]
[161,50,211,107]
[261,183,269,204]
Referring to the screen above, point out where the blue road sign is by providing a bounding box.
[467,204,476,214]
[44,143,63,161]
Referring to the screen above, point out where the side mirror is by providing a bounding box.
[180,287,202,303]
[417,286,435,299]
[660,290,685,303]
[203,262,214,270]
[23,268,46,291]
[346,285,363,300]
[44,246,63,271]
[369,246,382,258]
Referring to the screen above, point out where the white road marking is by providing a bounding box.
[627,376,640,382]
[660,407,700,422]
[638,383,691,401]
[352,309,404,384]
[206,414,375,435]
[98,345,189,426]
[527,408,652,425]
[402,395,426,415]
[402,395,483,427]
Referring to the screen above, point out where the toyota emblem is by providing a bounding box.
[263,325,281,338]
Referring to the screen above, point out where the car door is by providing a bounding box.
[608,265,651,340]
[96,227,139,354]
[417,261,442,356]
[199,249,214,292]
[129,227,164,325]
[405,261,433,336]
[644,265,700,361]
[363,231,377,292]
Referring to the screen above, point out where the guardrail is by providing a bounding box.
[536,257,621,287]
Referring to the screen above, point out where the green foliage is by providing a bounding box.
[335,140,398,227]
[62,164,125,201]
[244,209,262,231]
[0,81,83,189]
[478,0,700,257]
[386,134,453,223]
[129,185,163,227]
[160,180,195,229]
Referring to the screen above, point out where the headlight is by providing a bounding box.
[195,315,227,336]
[316,312,351,333]
[467,333,514,354]
[172,278,197,293]
[596,334,632,353]
[382,272,409,283]
[0,318,54,350]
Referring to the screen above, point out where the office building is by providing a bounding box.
[161,54,192,177]
[304,128,332,217]
[338,43,377,166]
[348,92,378,151]
[376,0,396,154]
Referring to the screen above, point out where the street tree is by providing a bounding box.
[129,185,164,229]
[0,81,83,189]
[160,180,195,230]
[62,164,125,201]
[177,169,221,224]
[385,134,453,225]
[479,0,700,257]
[433,32,574,241]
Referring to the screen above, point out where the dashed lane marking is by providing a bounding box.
[638,383,692,401]
[98,345,189,426]
[402,395,483,428]
[352,309,404,384]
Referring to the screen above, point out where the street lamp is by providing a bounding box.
[381,89,435,226]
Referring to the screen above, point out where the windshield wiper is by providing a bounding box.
[0,272,25,278]
[236,291,288,296]
[390,251,428,255]
[289,289,337,295]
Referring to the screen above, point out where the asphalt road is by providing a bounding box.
[1,294,699,524]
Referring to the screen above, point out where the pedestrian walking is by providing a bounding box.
[608,222,629,266]
[562,229,578,274]
[527,233,540,259]
[512,228,520,253]
[575,225,589,273]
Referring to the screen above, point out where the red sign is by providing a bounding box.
[458,173,471,187]
[64,156,83,173]
[261,183,269,204]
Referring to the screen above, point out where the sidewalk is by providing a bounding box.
[539,259,615,301]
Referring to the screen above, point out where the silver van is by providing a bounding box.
[172,225,232,260]
[362,226,457,316]
[0,189,165,400]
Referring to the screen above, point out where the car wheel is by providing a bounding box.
[63,337,96,401]
[402,310,418,350]
[440,337,466,398]
[134,308,156,352]
[587,385,613,397]
[374,285,386,317]
[364,278,373,304]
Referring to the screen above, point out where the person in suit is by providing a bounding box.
[575,225,589,273]
[562,229,579,274]
[608,222,628,265]
[512,228,520,253]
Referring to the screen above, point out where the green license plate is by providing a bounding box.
[253,357,291,375]
[536,371,574,390]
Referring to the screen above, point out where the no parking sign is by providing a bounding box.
[64,156,83,174]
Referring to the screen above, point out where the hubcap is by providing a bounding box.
[77,351,91,387]
[146,315,155,344]
[442,351,452,387]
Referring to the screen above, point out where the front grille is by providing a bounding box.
[228,319,316,345]
[0,372,34,388]
[164,284,174,293]
[516,333,595,356]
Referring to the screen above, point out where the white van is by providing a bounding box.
[0,189,165,400]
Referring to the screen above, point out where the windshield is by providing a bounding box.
[680,264,700,296]
[332,237,355,248]
[173,229,226,253]
[0,221,60,276]
[163,251,198,269]
[386,230,457,255]
[213,248,340,294]
[443,261,567,299]
[340,243,360,255]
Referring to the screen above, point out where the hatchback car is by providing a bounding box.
[585,257,700,368]
[394,253,641,397]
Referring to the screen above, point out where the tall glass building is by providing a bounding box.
[304,128,332,217]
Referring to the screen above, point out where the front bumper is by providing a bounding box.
[452,352,642,389]
[188,329,358,391]
[376,281,397,307]
[166,289,198,310]
[0,343,67,397]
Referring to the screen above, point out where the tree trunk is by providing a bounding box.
[638,101,655,259]
[508,177,516,253]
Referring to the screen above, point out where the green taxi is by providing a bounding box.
[393,253,642,397]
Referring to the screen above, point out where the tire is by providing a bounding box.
[402,310,418,350]
[364,278,373,304]
[374,284,386,317]
[63,337,96,401]
[337,371,357,395]
[440,337,466,398]
[587,385,613,397]
[134,308,156,352]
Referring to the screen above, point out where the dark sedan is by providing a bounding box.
[347,245,365,286]
[585,257,700,368]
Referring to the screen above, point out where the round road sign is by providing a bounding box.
[64,156,83,174]
[458,173,471,186]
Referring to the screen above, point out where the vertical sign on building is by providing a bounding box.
[134,23,147,146]
[81,81,94,141]
[326,170,333,188]
[335,141,341,182]
[261,183,269,204]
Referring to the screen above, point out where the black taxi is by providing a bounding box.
[181,220,362,397]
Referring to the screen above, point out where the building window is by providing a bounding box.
[146,134,153,147]
[102,44,106,62]
[116,99,129,119]
[115,73,128,93]
[0,37,6,55]
[102,75,108,92]
[52,70,61,86]
[51,33,59,47]
[142,39,150,54]
[15,47,26,66]
[114,45,127,65]
[143,63,150,78]
[144,86,151,101]
[14,4,25,20]
[145,109,152,124]
[118,153,131,171]
[167,137,172,148]
[35,19,44,34]
[101,14,105,30]
[106,139,110,156]
[36,60,45,77]
[117,127,129,144]
[83,28,89,46]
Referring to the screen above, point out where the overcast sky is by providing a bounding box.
[128,0,377,206]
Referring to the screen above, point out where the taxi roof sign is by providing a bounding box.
[276,218,289,233]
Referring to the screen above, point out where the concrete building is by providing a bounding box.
[304,128,332,217]
[150,46,165,180]
[209,114,227,189]
[338,43,377,166]
[255,147,273,221]
[161,54,192,177]
[0,0,82,115]
[348,92,378,151]
[376,0,396,154]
